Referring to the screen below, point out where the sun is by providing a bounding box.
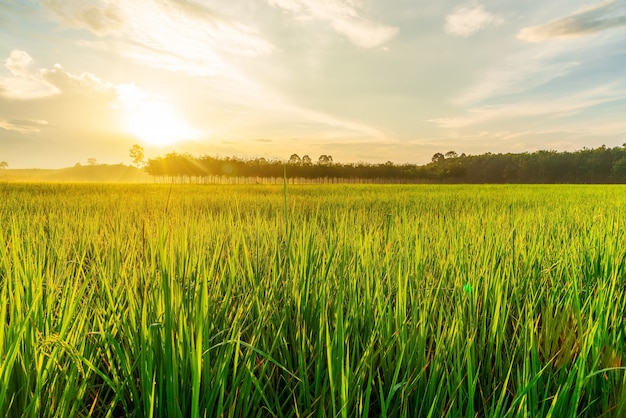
[124,101,198,146]
[117,85,199,146]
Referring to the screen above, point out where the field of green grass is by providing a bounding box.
[0,183,624,417]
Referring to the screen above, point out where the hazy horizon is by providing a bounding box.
[1,0,626,169]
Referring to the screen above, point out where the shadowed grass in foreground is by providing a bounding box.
[0,184,624,417]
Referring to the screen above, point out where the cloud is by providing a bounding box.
[41,0,392,140]
[445,2,503,37]
[43,0,275,75]
[41,0,124,35]
[42,64,116,97]
[452,3,625,107]
[453,46,580,105]
[0,50,59,99]
[331,17,399,48]
[267,0,398,48]
[0,50,118,100]
[429,83,626,128]
[5,50,35,76]
[296,107,387,140]
[518,0,626,42]
[0,50,141,143]
[0,118,48,134]
[209,87,390,143]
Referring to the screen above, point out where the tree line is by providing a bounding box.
[142,145,626,183]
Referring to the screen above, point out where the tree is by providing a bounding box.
[0,161,8,169]
[288,154,301,164]
[445,151,458,159]
[318,154,333,165]
[87,158,98,166]
[130,144,145,167]
[432,153,445,163]
[302,155,312,166]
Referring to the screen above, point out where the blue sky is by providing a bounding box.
[1,0,625,168]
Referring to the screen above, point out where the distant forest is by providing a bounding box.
[144,145,626,183]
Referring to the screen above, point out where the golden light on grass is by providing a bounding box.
[1,184,625,416]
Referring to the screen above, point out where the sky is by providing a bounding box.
[1,0,626,168]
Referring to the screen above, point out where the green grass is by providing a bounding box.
[0,183,624,417]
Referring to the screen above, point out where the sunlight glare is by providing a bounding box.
[118,84,199,146]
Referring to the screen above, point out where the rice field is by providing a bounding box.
[0,183,625,417]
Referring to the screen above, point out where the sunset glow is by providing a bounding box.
[1,1,625,168]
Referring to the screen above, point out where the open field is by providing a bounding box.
[0,166,151,183]
[0,183,625,417]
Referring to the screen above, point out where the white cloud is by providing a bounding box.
[0,50,135,104]
[43,0,275,75]
[0,50,120,100]
[267,0,398,48]
[452,44,580,105]
[445,2,503,37]
[430,83,626,128]
[42,64,116,97]
[40,0,392,141]
[0,118,48,134]
[289,106,387,140]
[332,17,399,48]
[5,50,35,76]
[452,15,624,107]
[198,78,390,143]
[41,0,124,35]
[0,50,59,99]
[518,0,626,42]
